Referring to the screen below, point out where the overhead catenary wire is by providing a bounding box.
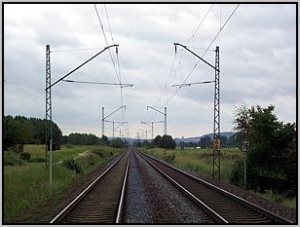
[50,47,105,53]
[62,79,133,87]
[143,4,240,129]
[94,4,128,125]
[94,4,121,84]
[104,5,115,47]
[160,4,240,108]
[146,5,215,122]
[185,4,214,46]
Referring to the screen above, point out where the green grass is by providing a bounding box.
[145,147,243,182]
[254,190,296,210]
[4,144,123,223]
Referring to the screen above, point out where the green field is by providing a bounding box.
[143,147,296,210]
[144,147,243,182]
[4,144,123,223]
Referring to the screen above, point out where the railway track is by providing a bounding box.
[137,150,293,224]
[50,151,130,223]
[123,150,219,223]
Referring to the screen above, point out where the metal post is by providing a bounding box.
[244,151,247,189]
[102,107,104,137]
[151,122,154,140]
[213,46,220,180]
[45,44,53,185]
[164,107,167,135]
[113,121,115,139]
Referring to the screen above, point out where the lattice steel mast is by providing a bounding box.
[213,46,220,180]
[45,45,53,184]
[173,43,221,180]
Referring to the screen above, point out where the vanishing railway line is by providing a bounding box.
[49,149,292,224]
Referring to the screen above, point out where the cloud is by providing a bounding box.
[4,3,296,138]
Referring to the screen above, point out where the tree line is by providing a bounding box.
[3,115,129,152]
[180,134,239,149]
[4,115,62,152]
[62,133,106,145]
[136,134,177,149]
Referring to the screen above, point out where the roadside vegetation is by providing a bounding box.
[4,144,123,223]
[144,147,242,184]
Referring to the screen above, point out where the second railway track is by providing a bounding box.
[137,150,292,224]
[50,151,129,223]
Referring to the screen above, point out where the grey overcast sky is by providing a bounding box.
[4,3,296,139]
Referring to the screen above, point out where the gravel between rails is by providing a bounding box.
[122,150,215,223]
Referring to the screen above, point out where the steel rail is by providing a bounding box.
[139,151,293,224]
[115,158,130,223]
[135,151,227,223]
[49,152,126,223]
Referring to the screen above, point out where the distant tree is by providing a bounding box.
[152,135,176,149]
[220,136,228,148]
[4,115,62,151]
[68,133,102,145]
[61,135,69,144]
[4,116,22,150]
[152,135,162,147]
[110,138,124,148]
[160,135,176,149]
[199,136,212,148]
[101,135,109,145]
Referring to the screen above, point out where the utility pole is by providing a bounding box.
[212,46,221,180]
[105,120,127,139]
[102,105,126,137]
[151,122,154,140]
[45,44,120,186]
[141,121,164,140]
[102,107,104,137]
[173,43,221,180]
[45,44,53,185]
[147,106,167,135]
[164,107,167,135]
[113,121,115,139]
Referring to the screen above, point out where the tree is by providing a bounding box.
[101,135,109,145]
[152,135,162,147]
[160,135,176,149]
[4,116,62,151]
[152,135,176,149]
[199,136,212,148]
[110,138,124,148]
[232,105,296,194]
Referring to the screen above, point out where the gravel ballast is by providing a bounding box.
[122,151,215,223]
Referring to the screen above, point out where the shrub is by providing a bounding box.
[229,159,244,187]
[4,151,20,166]
[20,152,31,161]
[110,138,124,148]
[92,149,106,158]
[29,157,46,163]
[63,158,83,174]
[164,153,176,163]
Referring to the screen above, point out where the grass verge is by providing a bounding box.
[4,144,122,223]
